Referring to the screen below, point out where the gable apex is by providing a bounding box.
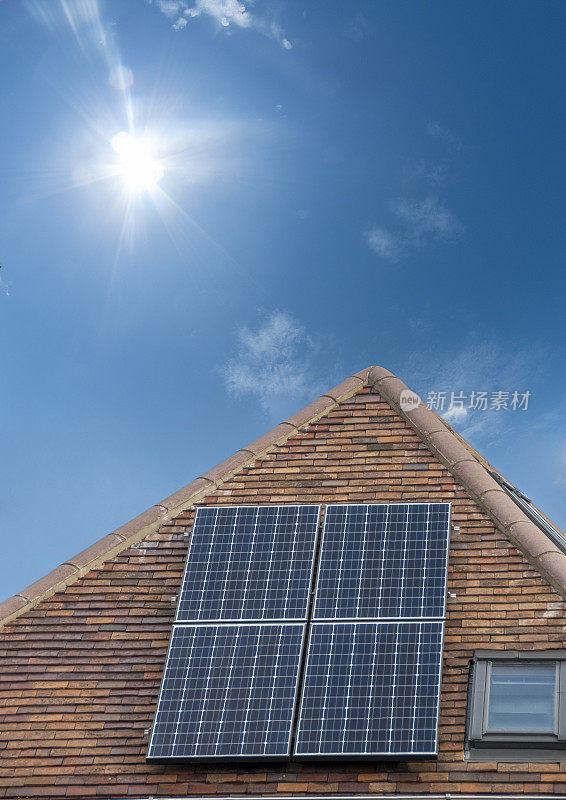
[1,364,564,629]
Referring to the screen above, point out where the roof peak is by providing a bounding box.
[1,365,564,628]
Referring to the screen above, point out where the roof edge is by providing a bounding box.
[1,364,564,629]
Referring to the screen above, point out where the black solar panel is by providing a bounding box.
[313,503,450,620]
[148,623,305,761]
[176,505,321,623]
[294,621,443,757]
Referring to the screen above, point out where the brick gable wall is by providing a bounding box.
[1,388,565,799]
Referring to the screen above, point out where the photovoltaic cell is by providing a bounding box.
[148,624,304,761]
[313,503,450,620]
[176,505,321,623]
[294,621,443,757]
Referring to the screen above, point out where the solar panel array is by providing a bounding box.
[295,503,450,757]
[148,501,451,762]
[147,505,321,762]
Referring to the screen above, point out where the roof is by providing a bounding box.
[1,364,565,628]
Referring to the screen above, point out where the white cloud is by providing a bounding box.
[365,227,401,262]
[156,0,185,17]
[443,404,468,423]
[186,0,252,28]
[221,311,325,418]
[391,195,464,245]
[153,0,292,48]
[366,196,463,261]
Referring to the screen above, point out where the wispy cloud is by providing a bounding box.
[426,121,463,152]
[391,195,464,245]
[365,226,401,262]
[366,121,465,263]
[221,311,327,419]
[443,404,468,423]
[0,271,10,297]
[405,340,545,444]
[345,12,371,41]
[366,195,463,262]
[403,160,447,188]
[153,0,292,48]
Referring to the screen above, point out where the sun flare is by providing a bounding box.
[111,131,164,192]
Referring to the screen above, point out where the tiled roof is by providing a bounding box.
[1,364,564,628]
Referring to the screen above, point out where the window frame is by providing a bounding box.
[467,650,566,759]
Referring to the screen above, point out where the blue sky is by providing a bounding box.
[1,0,566,598]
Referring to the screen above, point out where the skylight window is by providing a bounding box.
[467,651,566,760]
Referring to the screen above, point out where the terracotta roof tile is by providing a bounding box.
[404,402,447,437]
[200,450,256,486]
[537,551,566,590]
[426,430,474,467]
[109,504,168,540]
[451,460,498,498]
[283,394,336,429]
[243,423,298,457]
[508,519,561,559]
[16,564,77,603]
[63,533,129,571]
[322,375,365,402]
[159,477,216,512]
[0,595,27,620]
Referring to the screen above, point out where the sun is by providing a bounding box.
[111,131,164,193]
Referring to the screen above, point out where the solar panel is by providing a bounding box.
[313,503,450,620]
[176,505,321,623]
[148,623,305,761]
[294,621,443,757]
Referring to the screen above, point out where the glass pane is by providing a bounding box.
[487,663,556,733]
